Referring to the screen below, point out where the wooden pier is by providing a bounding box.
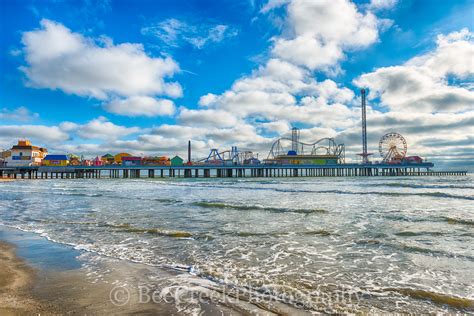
[0,163,468,180]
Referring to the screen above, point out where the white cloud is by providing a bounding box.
[0,125,69,144]
[141,18,238,49]
[62,117,140,140]
[260,0,290,13]
[258,120,291,135]
[5,4,470,168]
[103,97,175,117]
[270,0,380,72]
[178,108,239,128]
[0,107,39,122]
[354,29,474,112]
[20,19,182,116]
[368,0,398,11]
[198,93,219,107]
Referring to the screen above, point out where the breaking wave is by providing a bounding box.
[192,201,327,214]
[386,288,474,310]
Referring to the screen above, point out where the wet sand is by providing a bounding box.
[0,240,191,315]
[0,242,56,314]
[0,228,284,315]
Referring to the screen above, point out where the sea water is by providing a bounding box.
[0,175,473,313]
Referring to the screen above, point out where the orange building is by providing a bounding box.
[114,153,131,164]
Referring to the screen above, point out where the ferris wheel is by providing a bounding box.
[379,132,407,162]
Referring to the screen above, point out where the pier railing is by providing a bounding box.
[0,163,467,179]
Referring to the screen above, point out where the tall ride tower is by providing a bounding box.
[291,127,300,154]
[357,89,372,164]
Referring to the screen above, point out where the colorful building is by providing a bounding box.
[101,154,115,164]
[122,156,141,166]
[142,156,170,166]
[274,154,339,165]
[68,154,82,166]
[43,154,69,166]
[403,156,423,164]
[170,156,184,166]
[93,156,104,166]
[6,140,48,167]
[114,153,131,164]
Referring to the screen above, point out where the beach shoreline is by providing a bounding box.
[0,241,57,315]
[0,232,186,315]
[0,226,277,315]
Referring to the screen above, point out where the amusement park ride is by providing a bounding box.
[194,88,422,167]
[265,128,345,164]
[378,132,408,163]
[195,146,258,165]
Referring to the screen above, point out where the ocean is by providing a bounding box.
[1,175,473,313]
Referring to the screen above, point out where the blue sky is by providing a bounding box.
[1,0,473,169]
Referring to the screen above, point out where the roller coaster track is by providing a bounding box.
[267,137,345,163]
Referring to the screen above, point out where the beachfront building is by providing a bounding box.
[122,156,141,166]
[93,156,104,166]
[101,154,115,164]
[5,140,48,167]
[114,153,131,164]
[142,156,170,166]
[68,154,82,166]
[0,150,11,166]
[274,154,339,165]
[170,156,184,166]
[43,154,69,166]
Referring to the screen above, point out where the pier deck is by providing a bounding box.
[0,163,467,179]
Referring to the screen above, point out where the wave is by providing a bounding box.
[382,183,474,190]
[357,238,474,260]
[443,217,474,227]
[272,188,474,200]
[395,231,445,237]
[235,229,332,237]
[385,287,474,310]
[192,201,327,214]
[324,190,474,201]
[104,222,192,238]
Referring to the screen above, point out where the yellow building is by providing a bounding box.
[114,152,131,164]
[42,154,69,166]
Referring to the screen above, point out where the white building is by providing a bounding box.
[5,140,48,167]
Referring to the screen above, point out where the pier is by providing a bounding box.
[0,163,467,180]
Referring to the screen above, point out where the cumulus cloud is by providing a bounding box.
[141,18,238,49]
[269,0,380,72]
[0,125,69,145]
[6,3,470,168]
[368,0,398,11]
[197,58,357,128]
[61,117,140,140]
[354,28,474,112]
[20,19,181,116]
[178,108,239,128]
[0,106,39,122]
[103,97,175,117]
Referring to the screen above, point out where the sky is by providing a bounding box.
[0,0,473,169]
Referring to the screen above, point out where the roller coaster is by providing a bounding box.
[196,146,258,165]
[266,137,345,163]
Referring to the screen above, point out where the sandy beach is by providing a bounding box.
[0,239,183,315]
[0,227,273,315]
[0,242,56,315]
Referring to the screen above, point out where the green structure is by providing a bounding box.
[275,155,339,165]
[170,155,184,166]
[101,153,115,164]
